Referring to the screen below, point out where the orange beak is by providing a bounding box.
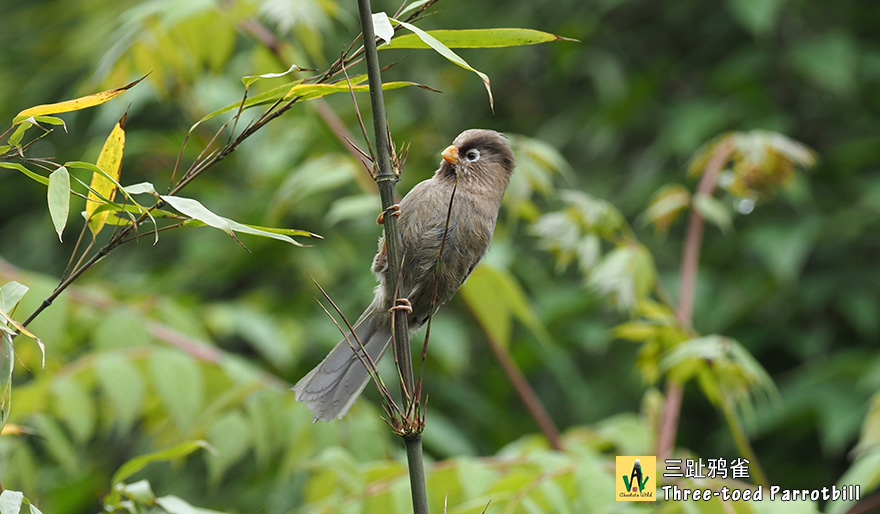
[441,145,459,165]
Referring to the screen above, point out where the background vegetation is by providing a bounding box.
[1,0,878,512]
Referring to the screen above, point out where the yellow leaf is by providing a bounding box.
[1,424,27,436]
[87,114,127,236]
[13,76,145,124]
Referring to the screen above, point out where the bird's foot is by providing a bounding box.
[377,204,401,225]
[388,297,413,314]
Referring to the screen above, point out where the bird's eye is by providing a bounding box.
[465,149,481,162]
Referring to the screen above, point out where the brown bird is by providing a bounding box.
[293,129,515,421]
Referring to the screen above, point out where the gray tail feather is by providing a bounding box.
[293,309,391,422]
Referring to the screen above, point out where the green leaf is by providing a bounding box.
[52,376,96,443]
[205,411,252,485]
[827,447,880,514]
[0,162,49,186]
[854,392,880,457]
[726,0,785,37]
[0,282,28,314]
[31,413,78,473]
[31,115,67,129]
[612,321,660,342]
[641,183,690,233]
[123,182,158,195]
[66,160,158,242]
[390,18,494,109]
[90,202,179,227]
[149,350,204,432]
[283,81,432,101]
[47,166,70,241]
[693,193,733,234]
[460,264,552,348]
[112,440,212,485]
[588,244,656,310]
[161,194,312,246]
[383,28,575,49]
[0,491,23,514]
[189,77,426,133]
[0,333,12,433]
[7,122,31,147]
[0,305,45,367]
[96,353,146,432]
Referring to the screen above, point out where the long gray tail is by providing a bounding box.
[293,307,391,422]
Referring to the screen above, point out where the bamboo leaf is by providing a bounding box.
[13,75,145,123]
[0,162,48,186]
[390,18,494,109]
[90,202,179,227]
[160,194,317,246]
[111,440,212,486]
[123,182,158,195]
[383,28,576,49]
[86,114,127,236]
[66,162,158,243]
[8,122,30,147]
[282,81,435,101]
[0,282,28,314]
[47,166,70,241]
[160,195,233,236]
[0,333,12,433]
[189,75,427,133]
[0,306,44,367]
[31,115,67,130]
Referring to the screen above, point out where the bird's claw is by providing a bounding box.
[388,298,413,314]
[377,204,401,225]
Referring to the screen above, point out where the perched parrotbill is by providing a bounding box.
[293,129,515,421]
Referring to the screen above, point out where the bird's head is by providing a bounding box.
[438,129,515,191]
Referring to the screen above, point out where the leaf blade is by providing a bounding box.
[390,18,494,109]
[13,76,145,123]
[86,114,127,236]
[111,440,212,486]
[47,166,71,241]
[383,28,575,49]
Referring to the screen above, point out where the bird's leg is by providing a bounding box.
[388,297,413,314]
[377,203,401,225]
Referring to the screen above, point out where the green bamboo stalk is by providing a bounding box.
[354,0,428,512]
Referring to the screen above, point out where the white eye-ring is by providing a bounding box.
[464,149,481,162]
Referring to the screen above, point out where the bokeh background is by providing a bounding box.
[1,0,878,512]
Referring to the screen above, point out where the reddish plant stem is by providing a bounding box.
[656,137,733,462]
[482,329,563,451]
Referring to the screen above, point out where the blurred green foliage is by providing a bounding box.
[1,0,879,513]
